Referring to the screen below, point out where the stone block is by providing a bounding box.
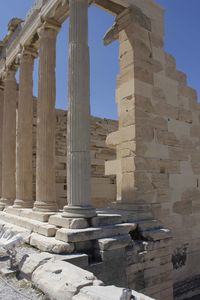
[32,260,96,300]
[91,214,122,227]
[96,248,125,262]
[136,124,154,142]
[73,285,155,300]
[179,86,197,101]
[75,241,93,252]
[105,160,121,176]
[122,157,135,173]
[48,215,89,229]
[168,147,188,161]
[135,171,154,191]
[19,252,53,280]
[142,228,171,241]
[145,143,168,159]
[135,94,154,113]
[95,234,131,251]
[173,199,192,216]
[55,223,136,243]
[92,184,116,203]
[134,79,153,99]
[151,174,169,189]
[5,207,55,222]
[0,211,57,237]
[54,253,89,268]
[30,233,75,254]
[154,74,178,107]
[116,79,135,101]
[178,108,192,124]
[137,219,162,231]
[116,141,137,158]
[156,129,179,147]
[168,119,190,139]
[106,131,120,148]
[2,223,31,243]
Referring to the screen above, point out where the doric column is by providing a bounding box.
[0,67,17,210]
[13,47,37,209]
[63,0,96,218]
[0,80,4,199]
[33,20,60,212]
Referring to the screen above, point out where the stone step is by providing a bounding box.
[0,221,31,243]
[48,214,89,229]
[0,211,57,237]
[142,228,171,241]
[94,234,132,251]
[30,233,75,254]
[5,207,55,222]
[55,223,136,243]
[97,209,153,222]
[137,219,162,231]
[91,214,122,227]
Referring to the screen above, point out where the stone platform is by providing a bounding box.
[0,207,137,257]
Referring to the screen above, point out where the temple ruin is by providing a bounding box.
[0,0,199,299]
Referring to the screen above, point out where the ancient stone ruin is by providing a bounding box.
[0,0,199,299]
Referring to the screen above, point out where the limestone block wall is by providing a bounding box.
[105,0,200,298]
[32,101,117,209]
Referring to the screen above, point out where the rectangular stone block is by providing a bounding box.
[156,129,179,146]
[105,160,121,176]
[91,214,122,227]
[0,211,57,237]
[30,233,74,254]
[55,223,136,243]
[95,234,131,251]
[48,215,88,229]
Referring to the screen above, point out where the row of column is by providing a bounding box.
[0,0,96,218]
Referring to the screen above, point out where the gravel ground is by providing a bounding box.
[0,275,48,300]
[0,245,49,300]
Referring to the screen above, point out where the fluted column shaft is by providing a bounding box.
[63,0,96,218]
[13,48,36,209]
[0,81,4,199]
[33,21,60,212]
[0,69,17,210]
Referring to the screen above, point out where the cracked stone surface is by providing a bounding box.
[0,244,47,300]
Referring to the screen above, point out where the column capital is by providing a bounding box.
[3,65,17,81]
[18,45,38,62]
[38,19,61,38]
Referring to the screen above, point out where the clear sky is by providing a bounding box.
[0,0,200,120]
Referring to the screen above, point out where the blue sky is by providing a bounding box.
[0,0,200,120]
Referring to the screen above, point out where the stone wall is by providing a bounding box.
[32,101,117,209]
[105,0,200,298]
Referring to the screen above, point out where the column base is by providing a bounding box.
[0,198,14,211]
[33,201,58,213]
[62,205,96,218]
[13,199,34,209]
